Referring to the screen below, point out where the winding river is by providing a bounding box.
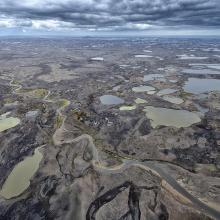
[4,79,220,219]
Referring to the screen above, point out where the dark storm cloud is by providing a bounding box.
[0,0,219,31]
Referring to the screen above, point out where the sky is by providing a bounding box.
[0,0,220,36]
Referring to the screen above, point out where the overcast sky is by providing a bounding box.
[0,0,220,36]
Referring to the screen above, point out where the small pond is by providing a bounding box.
[0,147,43,199]
[143,106,201,128]
[100,95,124,105]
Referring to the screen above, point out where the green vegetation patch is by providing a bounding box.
[20,88,48,99]
[55,114,64,129]
[179,91,192,98]
[32,88,48,98]
[57,99,69,108]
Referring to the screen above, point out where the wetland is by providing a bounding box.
[0,37,220,220]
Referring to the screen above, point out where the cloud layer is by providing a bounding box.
[0,0,219,34]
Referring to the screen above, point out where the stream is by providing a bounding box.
[4,79,220,219]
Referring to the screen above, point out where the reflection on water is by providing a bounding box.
[190,64,220,70]
[177,54,208,60]
[143,106,201,128]
[143,74,164,81]
[169,79,178,83]
[0,147,43,199]
[135,55,153,58]
[147,90,156,95]
[100,95,124,105]
[135,98,147,104]
[119,105,136,111]
[0,113,20,132]
[162,95,184,104]
[157,88,177,96]
[184,78,220,94]
[143,50,152,53]
[90,57,104,61]
[182,68,220,75]
[132,85,156,93]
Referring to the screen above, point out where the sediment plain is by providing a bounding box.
[0,37,220,220]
